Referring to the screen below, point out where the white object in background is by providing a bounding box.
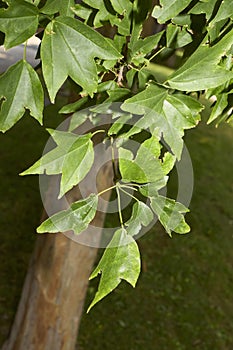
[0,36,40,73]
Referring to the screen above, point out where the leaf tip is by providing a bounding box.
[86,303,94,314]
[36,226,44,234]
[86,294,101,313]
[57,191,65,200]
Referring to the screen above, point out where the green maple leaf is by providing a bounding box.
[84,0,116,27]
[129,31,164,64]
[110,0,132,14]
[211,0,233,24]
[88,228,140,311]
[81,0,131,35]
[0,0,39,49]
[166,23,192,49]
[152,0,193,23]
[37,194,98,234]
[70,5,93,24]
[21,129,94,198]
[41,0,75,16]
[167,30,233,91]
[0,60,43,132]
[121,83,203,159]
[189,0,218,21]
[41,16,122,102]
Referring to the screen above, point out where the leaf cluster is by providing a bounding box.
[0,0,232,309]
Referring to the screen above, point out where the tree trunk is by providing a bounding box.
[2,161,112,350]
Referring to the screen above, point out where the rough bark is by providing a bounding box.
[2,161,112,350]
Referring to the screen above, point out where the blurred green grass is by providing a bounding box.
[0,103,232,349]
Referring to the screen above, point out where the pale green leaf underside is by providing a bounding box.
[207,93,228,124]
[0,60,43,132]
[0,0,39,49]
[37,194,98,234]
[121,84,203,159]
[119,134,166,184]
[150,195,190,236]
[21,129,94,198]
[88,228,140,311]
[41,16,122,102]
[168,30,233,91]
[126,201,154,236]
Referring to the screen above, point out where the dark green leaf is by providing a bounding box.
[110,0,132,14]
[210,0,232,23]
[59,96,89,114]
[112,12,131,36]
[83,0,132,35]
[106,88,132,103]
[121,83,203,158]
[0,0,39,49]
[130,31,163,56]
[88,228,140,311]
[71,4,93,22]
[152,0,193,24]
[41,16,122,102]
[129,31,164,65]
[97,81,119,93]
[166,23,192,48]
[168,30,233,91]
[82,0,116,28]
[172,14,191,27]
[208,19,228,42]
[189,0,218,21]
[0,60,43,132]
[37,194,98,234]
[41,0,75,16]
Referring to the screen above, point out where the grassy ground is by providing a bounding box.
[0,106,232,349]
